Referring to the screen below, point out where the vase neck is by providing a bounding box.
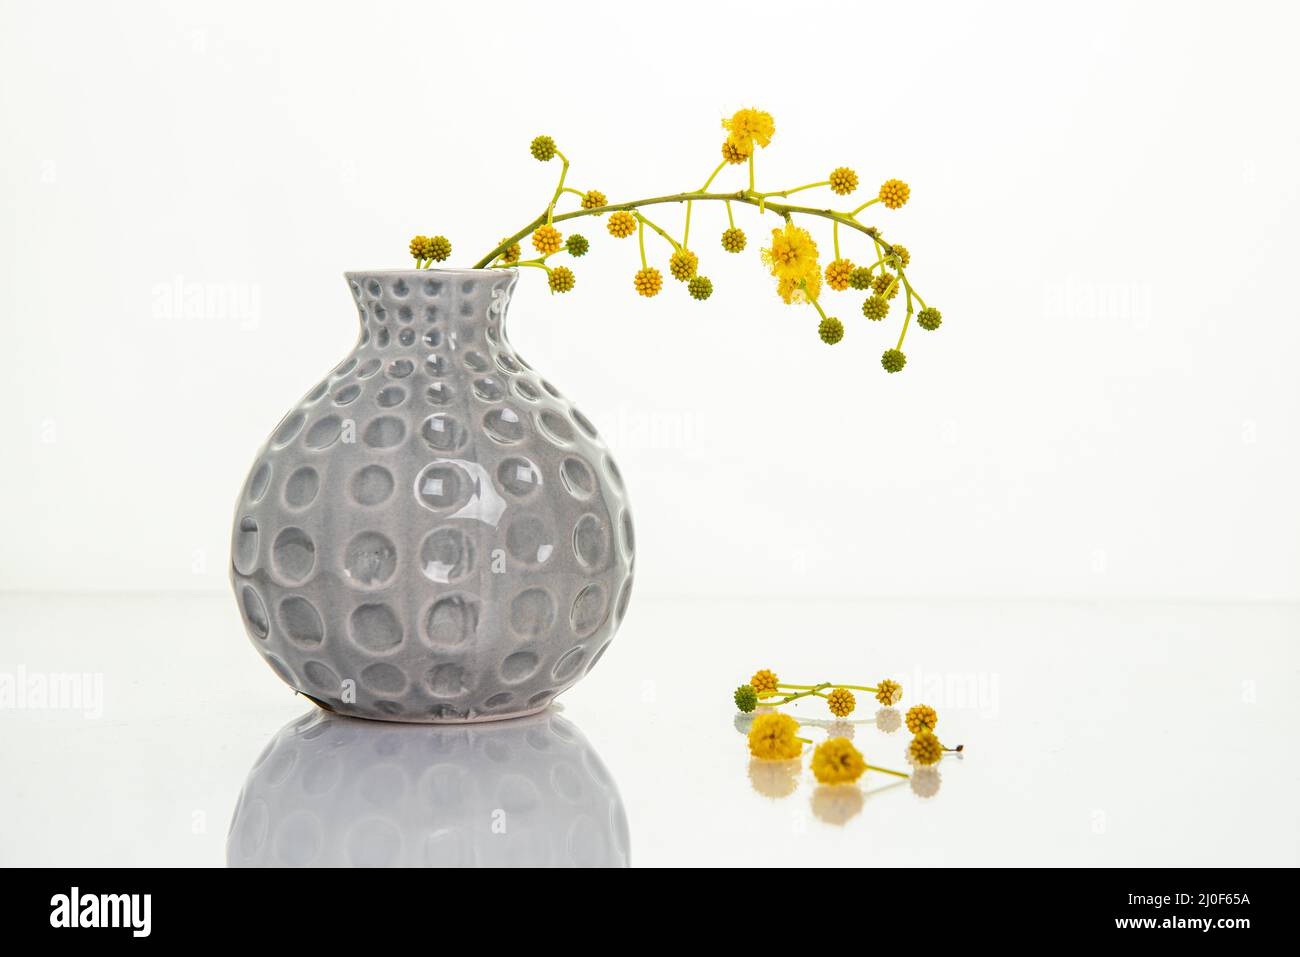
[345,268,517,352]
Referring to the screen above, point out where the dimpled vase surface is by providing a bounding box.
[230,269,634,722]
[227,709,629,867]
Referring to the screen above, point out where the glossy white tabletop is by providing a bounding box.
[1,592,1296,866]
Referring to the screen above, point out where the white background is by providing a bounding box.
[2,0,1298,872]
[3,0,1298,602]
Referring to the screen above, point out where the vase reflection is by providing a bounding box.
[228,707,629,867]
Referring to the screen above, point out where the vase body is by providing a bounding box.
[227,709,630,867]
[230,269,634,722]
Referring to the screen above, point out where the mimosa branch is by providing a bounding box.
[411,109,944,369]
[473,191,900,268]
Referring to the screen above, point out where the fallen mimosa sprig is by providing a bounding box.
[737,668,967,790]
[734,668,903,717]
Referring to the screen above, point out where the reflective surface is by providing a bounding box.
[1,593,1297,866]
[228,710,628,867]
[736,708,952,818]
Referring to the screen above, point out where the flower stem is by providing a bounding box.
[473,191,909,269]
[510,261,552,276]
[898,286,914,351]
[700,159,726,192]
[759,181,829,198]
[865,764,910,779]
[634,211,680,252]
[901,273,927,310]
[894,308,912,351]
[544,150,570,225]
[758,682,833,707]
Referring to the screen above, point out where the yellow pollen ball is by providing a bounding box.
[669,249,699,281]
[607,212,637,238]
[825,258,854,291]
[633,267,663,298]
[829,167,859,195]
[531,224,563,256]
[878,179,910,209]
[826,688,856,717]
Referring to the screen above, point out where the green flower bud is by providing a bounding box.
[881,348,907,373]
[565,234,589,257]
[917,307,942,331]
[818,316,844,344]
[530,135,557,161]
[848,267,873,290]
[734,684,759,713]
[862,295,890,321]
[688,275,713,301]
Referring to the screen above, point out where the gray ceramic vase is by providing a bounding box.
[230,269,634,722]
[227,709,629,867]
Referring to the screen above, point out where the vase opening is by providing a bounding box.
[345,268,519,351]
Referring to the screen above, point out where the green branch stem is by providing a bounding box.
[759,180,829,198]
[475,187,926,352]
[635,211,680,253]
[866,764,910,780]
[901,274,927,310]
[475,190,901,268]
[757,682,832,706]
[543,151,570,224]
[896,308,912,351]
[700,160,726,192]
[898,285,914,351]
